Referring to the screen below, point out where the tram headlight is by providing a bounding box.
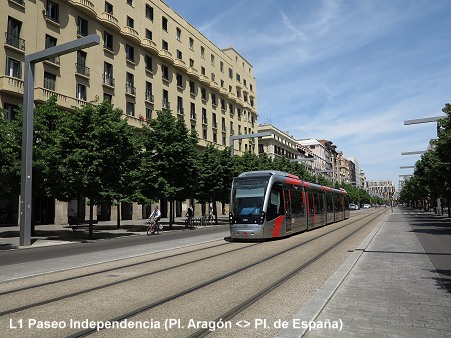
[259,211,266,224]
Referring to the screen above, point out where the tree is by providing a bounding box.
[48,101,142,237]
[140,109,198,227]
[196,145,234,222]
[0,109,21,197]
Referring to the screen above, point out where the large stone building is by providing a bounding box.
[367,180,396,200]
[1,0,258,224]
[257,124,299,160]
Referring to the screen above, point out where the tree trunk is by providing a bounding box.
[116,203,121,229]
[89,200,94,239]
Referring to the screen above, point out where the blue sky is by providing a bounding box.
[164,0,451,189]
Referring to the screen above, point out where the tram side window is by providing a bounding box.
[267,185,284,221]
[291,189,304,217]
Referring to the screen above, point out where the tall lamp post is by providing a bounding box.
[229,132,272,156]
[20,34,100,246]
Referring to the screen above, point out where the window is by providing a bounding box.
[202,108,207,124]
[176,50,182,60]
[145,81,153,102]
[189,80,195,95]
[146,107,153,120]
[126,0,133,6]
[103,31,113,51]
[44,72,56,91]
[228,68,233,79]
[201,87,207,101]
[125,44,134,62]
[176,73,183,88]
[212,112,217,128]
[77,16,88,36]
[177,96,183,114]
[3,103,18,121]
[126,72,135,95]
[76,51,89,77]
[145,55,153,72]
[201,66,206,75]
[190,102,196,120]
[45,34,59,64]
[201,46,205,58]
[176,27,181,41]
[126,101,135,116]
[76,83,87,101]
[222,117,226,132]
[103,62,114,86]
[6,57,21,78]
[7,17,23,50]
[162,17,168,31]
[103,93,112,103]
[189,58,194,67]
[236,73,241,83]
[162,89,169,109]
[105,1,113,14]
[46,1,59,23]
[202,129,207,140]
[210,54,215,66]
[126,16,134,28]
[213,132,217,143]
[162,40,168,51]
[220,61,224,72]
[145,4,153,20]
[162,65,169,81]
[189,37,194,50]
[211,93,217,106]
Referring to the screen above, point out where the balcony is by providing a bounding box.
[145,91,154,103]
[0,75,24,96]
[44,56,60,67]
[199,74,209,85]
[174,59,187,71]
[141,38,158,55]
[177,106,184,116]
[209,80,219,91]
[69,0,96,18]
[125,83,136,96]
[102,74,115,88]
[99,12,120,32]
[5,33,25,52]
[34,87,84,110]
[8,0,25,8]
[187,67,199,79]
[162,100,170,110]
[121,26,140,44]
[158,49,174,63]
[75,63,90,79]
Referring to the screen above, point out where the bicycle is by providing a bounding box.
[146,217,162,235]
[184,217,195,229]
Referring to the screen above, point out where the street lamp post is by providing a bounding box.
[229,132,272,156]
[19,34,100,246]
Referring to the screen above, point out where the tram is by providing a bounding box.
[229,171,350,239]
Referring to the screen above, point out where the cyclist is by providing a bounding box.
[185,205,194,229]
[149,206,162,234]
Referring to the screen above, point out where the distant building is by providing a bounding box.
[367,180,396,200]
[257,124,300,160]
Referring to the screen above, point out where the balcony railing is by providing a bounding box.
[125,83,136,96]
[145,91,154,103]
[102,74,115,87]
[76,63,90,77]
[5,32,25,51]
[162,100,170,109]
[177,106,184,115]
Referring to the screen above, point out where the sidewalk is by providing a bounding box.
[278,207,451,337]
[0,216,229,250]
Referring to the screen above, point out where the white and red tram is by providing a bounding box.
[229,171,350,239]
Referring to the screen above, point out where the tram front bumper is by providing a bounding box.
[230,225,264,239]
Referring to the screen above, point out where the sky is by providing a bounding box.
[163,0,451,189]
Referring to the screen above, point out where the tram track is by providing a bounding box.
[71,209,387,337]
[0,209,386,337]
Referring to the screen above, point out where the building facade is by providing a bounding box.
[257,124,299,160]
[367,180,396,200]
[1,0,258,224]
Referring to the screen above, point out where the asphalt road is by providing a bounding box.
[406,211,451,291]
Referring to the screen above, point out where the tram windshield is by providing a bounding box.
[231,178,268,216]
